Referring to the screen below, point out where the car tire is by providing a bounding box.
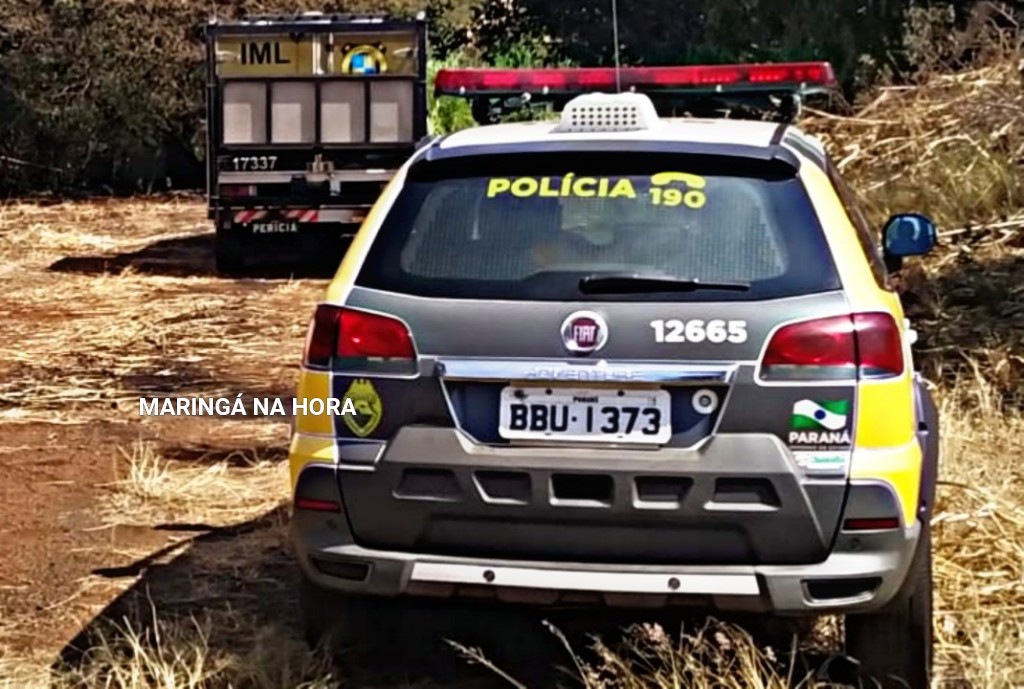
[845,519,933,689]
[298,571,401,654]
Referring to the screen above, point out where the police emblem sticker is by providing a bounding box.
[343,378,383,437]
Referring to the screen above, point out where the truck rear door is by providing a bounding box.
[205,15,427,268]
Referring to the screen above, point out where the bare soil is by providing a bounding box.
[0,422,163,653]
[0,198,319,673]
[0,197,839,688]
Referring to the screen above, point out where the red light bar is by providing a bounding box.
[434,62,836,97]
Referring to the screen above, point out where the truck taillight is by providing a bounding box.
[304,304,416,372]
[220,184,254,198]
[759,313,904,382]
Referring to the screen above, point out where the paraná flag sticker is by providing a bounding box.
[791,399,849,431]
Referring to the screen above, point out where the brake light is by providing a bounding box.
[305,304,342,368]
[303,304,415,369]
[843,517,900,531]
[294,497,341,513]
[759,313,904,381]
[338,309,414,359]
[434,62,836,96]
[853,312,905,378]
[219,184,254,198]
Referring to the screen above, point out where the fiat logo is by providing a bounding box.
[560,311,608,354]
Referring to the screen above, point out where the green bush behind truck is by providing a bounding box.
[204,11,429,274]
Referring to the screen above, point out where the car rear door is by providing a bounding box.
[319,145,885,566]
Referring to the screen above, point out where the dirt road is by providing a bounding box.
[0,198,318,674]
[0,197,655,688]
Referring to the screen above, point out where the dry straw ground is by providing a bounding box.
[1,25,1024,689]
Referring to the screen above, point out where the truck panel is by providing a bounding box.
[216,35,319,77]
[203,15,428,272]
[217,79,417,147]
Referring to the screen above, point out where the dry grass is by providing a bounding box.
[451,619,839,689]
[1,601,340,689]
[0,656,50,689]
[803,14,1024,407]
[0,197,320,420]
[49,607,340,689]
[99,438,288,528]
[803,7,1024,231]
[928,383,1024,688]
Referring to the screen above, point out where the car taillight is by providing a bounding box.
[759,313,904,381]
[338,308,414,359]
[852,312,905,378]
[843,517,900,531]
[305,304,342,368]
[294,497,341,513]
[303,304,415,371]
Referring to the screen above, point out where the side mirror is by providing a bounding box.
[882,213,937,273]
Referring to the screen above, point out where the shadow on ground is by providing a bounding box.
[902,251,1024,404]
[158,441,289,466]
[47,232,343,280]
[51,502,851,689]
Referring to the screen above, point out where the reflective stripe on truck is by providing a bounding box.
[235,210,269,223]
[233,209,366,224]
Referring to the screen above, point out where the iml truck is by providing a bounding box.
[203,12,428,274]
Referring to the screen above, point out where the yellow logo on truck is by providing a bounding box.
[340,44,388,74]
[342,378,383,437]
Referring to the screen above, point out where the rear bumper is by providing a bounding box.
[292,508,919,615]
[212,213,360,265]
[290,427,921,614]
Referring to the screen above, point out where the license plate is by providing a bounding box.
[498,387,672,444]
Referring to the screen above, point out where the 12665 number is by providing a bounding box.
[650,319,748,344]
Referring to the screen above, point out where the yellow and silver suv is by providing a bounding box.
[288,62,939,689]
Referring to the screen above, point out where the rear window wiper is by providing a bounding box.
[578,273,752,294]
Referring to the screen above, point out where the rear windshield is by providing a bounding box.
[355,151,841,302]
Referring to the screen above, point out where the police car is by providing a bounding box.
[287,62,939,688]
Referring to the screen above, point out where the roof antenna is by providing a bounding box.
[611,0,622,93]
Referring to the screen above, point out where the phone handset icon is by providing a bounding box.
[649,172,707,208]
